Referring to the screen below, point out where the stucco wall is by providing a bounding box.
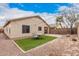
[4,17,49,38]
[4,23,12,37]
[77,26,79,38]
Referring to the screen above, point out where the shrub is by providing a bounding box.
[72,38,77,41]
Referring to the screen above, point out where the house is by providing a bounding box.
[3,15,50,39]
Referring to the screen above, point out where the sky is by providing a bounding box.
[0,3,76,26]
[8,3,72,13]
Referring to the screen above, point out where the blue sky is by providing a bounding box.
[0,3,74,26]
[8,3,72,13]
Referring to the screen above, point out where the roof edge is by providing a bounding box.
[3,15,50,28]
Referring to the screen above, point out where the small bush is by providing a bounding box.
[72,38,77,41]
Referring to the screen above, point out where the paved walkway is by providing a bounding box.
[0,33,23,56]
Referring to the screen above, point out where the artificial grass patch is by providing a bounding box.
[15,35,57,51]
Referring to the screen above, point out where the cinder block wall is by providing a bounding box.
[49,28,77,34]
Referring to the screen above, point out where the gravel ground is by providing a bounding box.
[0,33,23,56]
[22,35,79,56]
[0,33,79,56]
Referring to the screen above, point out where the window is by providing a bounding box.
[9,28,11,34]
[38,27,42,31]
[22,25,30,33]
[6,27,11,34]
[6,28,8,33]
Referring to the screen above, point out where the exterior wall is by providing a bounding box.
[4,23,12,37]
[49,28,77,34]
[4,17,49,38]
[77,26,79,38]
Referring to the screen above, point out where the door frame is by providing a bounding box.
[44,27,48,34]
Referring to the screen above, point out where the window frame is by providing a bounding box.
[22,25,30,33]
[38,26,42,31]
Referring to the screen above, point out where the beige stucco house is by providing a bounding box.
[3,15,50,39]
[75,22,79,37]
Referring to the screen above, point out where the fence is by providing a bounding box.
[49,28,77,34]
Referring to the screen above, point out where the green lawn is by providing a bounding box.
[15,35,57,51]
